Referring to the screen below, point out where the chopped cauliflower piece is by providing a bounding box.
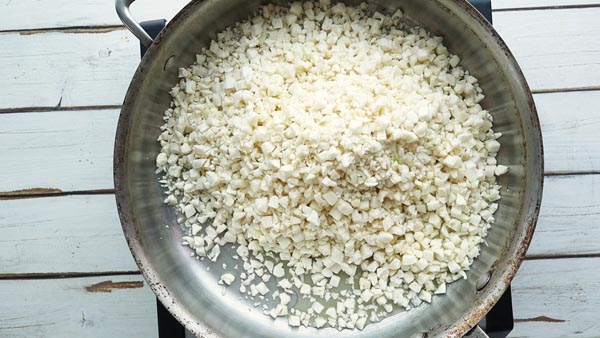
[157,1,504,331]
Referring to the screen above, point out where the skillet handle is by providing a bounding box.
[116,0,154,47]
[463,326,490,338]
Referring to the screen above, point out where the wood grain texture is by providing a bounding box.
[527,174,600,257]
[0,30,139,110]
[2,174,598,275]
[2,89,596,194]
[1,258,596,338]
[0,2,597,338]
[1,6,599,111]
[494,8,600,91]
[0,0,190,31]
[0,275,158,338]
[536,90,600,173]
[1,0,598,31]
[0,109,117,192]
[509,257,600,338]
[493,0,600,10]
[0,194,137,274]
[85,280,144,293]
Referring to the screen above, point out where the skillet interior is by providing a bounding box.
[114,1,543,337]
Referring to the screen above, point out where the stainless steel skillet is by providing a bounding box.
[114,0,544,337]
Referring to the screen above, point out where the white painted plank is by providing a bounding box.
[527,174,600,257]
[2,89,597,194]
[2,0,598,31]
[0,30,139,109]
[0,194,137,274]
[1,8,599,110]
[494,8,600,91]
[536,90,600,173]
[510,257,600,338]
[1,258,596,338]
[0,0,190,31]
[0,109,117,192]
[1,0,599,31]
[1,174,598,275]
[0,275,158,338]
[493,0,600,10]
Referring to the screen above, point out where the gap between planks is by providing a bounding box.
[494,3,600,12]
[1,254,599,280]
[1,86,600,115]
[525,252,600,260]
[0,270,141,281]
[0,25,125,35]
[0,188,115,200]
[2,172,596,200]
[544,170,600,176]
[0,104,122,115]
[531,86,600,95]
[0,88,599,114]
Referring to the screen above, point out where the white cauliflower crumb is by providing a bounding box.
[156,1,506,331]
[219,273,235,286]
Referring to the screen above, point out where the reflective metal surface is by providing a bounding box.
[114,1,544,337]
[115,0,154,47]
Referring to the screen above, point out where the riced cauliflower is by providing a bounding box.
[157,0,506,330]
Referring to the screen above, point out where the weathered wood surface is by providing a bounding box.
[536,90,600,173]
[0,275,158,338]
[1,90,597,194]
[493,0,600,9]
[0,194,137,275]
[1,1,599,337]
[0,109,118,192]
[494,8,600,91]
[1,4,599,111]
[509,257,600,338]
[0,0,190,31]
[0,30,139,110]
[1,258,597,338]
[1,174,598,275]
[1,0,597,31]
[527,174,600,257]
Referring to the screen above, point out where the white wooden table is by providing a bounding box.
[1,1,599,337]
